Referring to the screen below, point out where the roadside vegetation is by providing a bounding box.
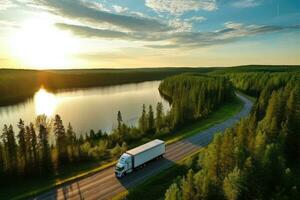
[162,72,300,200]
[0,74,235,199]
[115,97,243,200]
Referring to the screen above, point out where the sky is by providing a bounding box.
[0,0,299,69]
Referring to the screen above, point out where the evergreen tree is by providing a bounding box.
[155,102,164,133]
[117,110,123,131]
[25,125,33,172]
[1,125,8,172]
[3,125,18,173]
[223,167,243,200]
[29,123,39,173]
[147,105,155,134]
[193,171,212,199]
[35,114,52,133]
[38,124,52,175]
[17,119,27,174]
[53,114,68,165]
[139,104,147,134]
[284,88,300,160]
[8,125,17,168]
[66,123,76,161]
[89,129,96,142]
[165,183,181,200]
[181,170,195,200]
[0,142,4,176]
[171,101,183,128]
[159,74,234,129]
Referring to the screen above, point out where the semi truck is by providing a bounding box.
[115,139,165,178]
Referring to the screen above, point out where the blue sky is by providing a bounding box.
[0,0,299,69]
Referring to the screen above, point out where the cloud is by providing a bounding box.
[184,16,206,23]
[130,11,145,17]
[144,0,262,16]
[0,0,16,10]
[232,0,262,8]
[145,0,217,15]
[27,0,171,32]
[56,21,300,49]
[56,23,169,41]
[56,23,129,39]
[145,23,300,49]
[112,5,128,13]
[81,1,110,12]
[145,44,181,49]
[168,18,193,32]
[223,22,244,29]
[0,20,20,29]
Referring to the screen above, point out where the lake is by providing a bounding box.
[0,81,169,136]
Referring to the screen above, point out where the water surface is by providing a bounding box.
[0,81,169,135]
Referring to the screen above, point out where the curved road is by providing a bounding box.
[33,93,253,200]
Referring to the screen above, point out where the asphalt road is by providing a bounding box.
[33,93,253,200]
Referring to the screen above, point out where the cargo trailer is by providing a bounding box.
[115,139,165,178]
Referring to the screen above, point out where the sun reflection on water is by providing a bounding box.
[34,88,57,116]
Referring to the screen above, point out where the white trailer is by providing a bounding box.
[115,139,165,178]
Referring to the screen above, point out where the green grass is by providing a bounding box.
[2,94,245,200]
[159,96,244,145]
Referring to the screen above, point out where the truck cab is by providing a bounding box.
[115,153,132,178]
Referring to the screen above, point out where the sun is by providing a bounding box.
[10,18,78,69]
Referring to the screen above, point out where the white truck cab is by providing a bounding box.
[115,139,165,178]
[115,153,133,178]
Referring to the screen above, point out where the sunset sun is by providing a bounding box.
[10,19,78,69]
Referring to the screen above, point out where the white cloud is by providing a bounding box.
[184,16,206,23]
[57,20,300,49]
[23,0,171,32]
[224,22,244,29]
[130,11,145,17]
[0,0,16,10]
[232,0,262,8]
[0,20,20,29]
[112,5,128,13]
[83,1,110,12]
[147,22,299,49]
[145,0,217,15]
[169,18,193,31]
